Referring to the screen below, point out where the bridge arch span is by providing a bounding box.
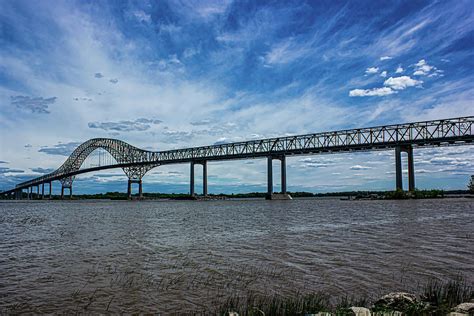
[55,138,152,177]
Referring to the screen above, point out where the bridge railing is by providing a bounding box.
[151,116,473,162]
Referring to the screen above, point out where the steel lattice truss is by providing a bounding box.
[9,116,474,191]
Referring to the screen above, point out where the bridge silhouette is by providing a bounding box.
[2,116,473,200]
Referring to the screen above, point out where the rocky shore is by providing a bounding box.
[226,292,474,315]
[219,279,473,316]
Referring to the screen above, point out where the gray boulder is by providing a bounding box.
[373,292,417,311]
[350,306,371,316]
[453,302,474,314]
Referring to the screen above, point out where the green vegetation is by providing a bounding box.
[216,277,473,315]
[469,175,474,193]
[384,189,445,200]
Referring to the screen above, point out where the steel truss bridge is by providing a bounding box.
[2,116,473,200]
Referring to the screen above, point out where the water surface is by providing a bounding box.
[0,198,472,313]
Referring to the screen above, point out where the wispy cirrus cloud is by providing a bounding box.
[10,96,56,114]
[88,118,162,132]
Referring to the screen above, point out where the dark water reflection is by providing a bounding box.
[0,198,473,313]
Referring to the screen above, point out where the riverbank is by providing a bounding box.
[3,189,471,200]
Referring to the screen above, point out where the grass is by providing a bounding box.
[418,276,474,315]
[215,277,473,315]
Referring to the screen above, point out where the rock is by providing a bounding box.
[373,292,417,311]
[454,302,474,314]
[228,312,239,316]
[350,306,371,316]
[448,312,469,316]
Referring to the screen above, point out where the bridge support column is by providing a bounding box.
[202,161,207,197]
[41,183,44,199]
[28,186,32,200]
[61,186,72,199]
[190,161,207,197]
[60,177,74,200]
[395,145,415,192]
[127,179,143,200]
[267,156,273,198]
[281,155,287,194]
[266,155,292,200]
[123,164,157,201]
[395,146,403,191]
[190,161,195,196]
[48,182,52,199]
[138,180,143,199]
[406,146,415,192]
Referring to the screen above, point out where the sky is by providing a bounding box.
[0,0,473,194]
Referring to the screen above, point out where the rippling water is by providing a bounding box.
[0,198,473,313]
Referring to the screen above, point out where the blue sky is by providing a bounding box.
[0,0,473,194]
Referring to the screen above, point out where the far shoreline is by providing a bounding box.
[2,189,472,201]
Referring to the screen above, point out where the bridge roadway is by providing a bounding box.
[2,116,473,199]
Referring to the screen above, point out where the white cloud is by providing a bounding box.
[384,76,423,90]
[349,87,395,97]
[365,67,379,74]
[380,71,387,78]
[350,75,422,97]
[413,59,442,77]
[395,66,404,73]
[380,56,392,61]
[350,165,372,170]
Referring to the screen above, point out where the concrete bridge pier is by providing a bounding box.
[41,183,45,199]
[190,160,208,197]
[127,179,143,200]
[123,165,157,200]
[28,186,32,199]
[48,182,52,199]
[60,177,74,199]
[61,186,72,199]
[266,155,292,200]
[395,145,415,191]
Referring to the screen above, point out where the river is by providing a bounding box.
[0,198,472,313]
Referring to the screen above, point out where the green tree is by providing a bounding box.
[469,175,474,193]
